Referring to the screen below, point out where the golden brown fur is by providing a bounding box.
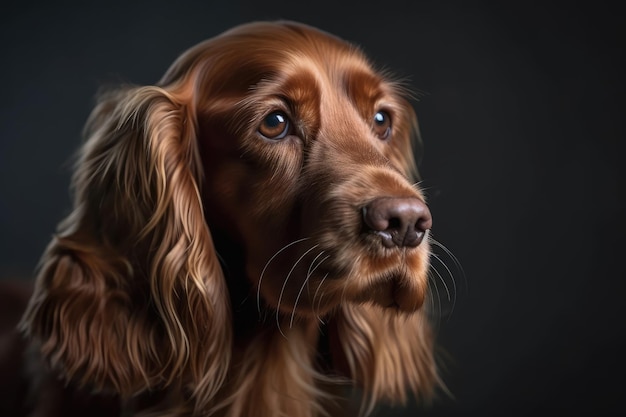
[8,21,441,416]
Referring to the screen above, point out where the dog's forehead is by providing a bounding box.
[224,24,387,96]
[162,21,378,91]
[218,21,352,54]
[223,22,371,74]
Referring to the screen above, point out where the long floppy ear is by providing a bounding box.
[20,85,232,409]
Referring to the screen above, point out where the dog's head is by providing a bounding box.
[164,21,432,316]
[21,21,437,412]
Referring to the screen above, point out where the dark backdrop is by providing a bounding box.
[1,1,624,416]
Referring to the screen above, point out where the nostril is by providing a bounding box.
[416,214,433,233]
[363,197,432,248]
[388,217,401,230]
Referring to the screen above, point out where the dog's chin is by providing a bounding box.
[355,275,426,313]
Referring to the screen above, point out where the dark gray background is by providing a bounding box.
[1,1,624,416]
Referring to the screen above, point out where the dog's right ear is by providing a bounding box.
[20,84,232,410]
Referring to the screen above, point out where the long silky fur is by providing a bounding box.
[335,305,440,416]
[20,85,232,413]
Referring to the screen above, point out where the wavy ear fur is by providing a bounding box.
[20,85,232,410]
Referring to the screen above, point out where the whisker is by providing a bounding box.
[290,251,328,328]
[276,244,319,338]
[429,251,458,319]
[305,251,327,298]
[430,238,467,291]
[313,273,329,324]
[257,237,310,315]
[428,235,467,321]
[290,274,312,329]
[306,251,327,278]
[427,270,442,321]
[429,253,452,302]
[411,179,425,188]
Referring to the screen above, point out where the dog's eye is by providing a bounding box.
[373,111,391,140]
[259,111,290,140]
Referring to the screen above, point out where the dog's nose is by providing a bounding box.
[363,197,432,248]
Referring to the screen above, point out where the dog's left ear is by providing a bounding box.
[20,83,232,410]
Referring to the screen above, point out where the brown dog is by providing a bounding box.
[2,21,440,417]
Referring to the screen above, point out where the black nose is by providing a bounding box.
[363,197,432,248]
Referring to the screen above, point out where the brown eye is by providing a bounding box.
[259,111,290,140]
[373,111,391,140]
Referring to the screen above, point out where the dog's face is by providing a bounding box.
[163,22,431,317]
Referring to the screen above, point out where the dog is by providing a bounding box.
[0,20,441,417]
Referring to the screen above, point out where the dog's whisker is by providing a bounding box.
[430,238,462,268]
[257,237,310,315]
[305,251,327,298]
[430,254,460,320]
[429,254,452,302]
[428,236,467,320]
[307,251,328,279]
[291,258,324,329]
[312,273,329,324]
[427,270,443,321]
[430,237,467,291]
[307,251,330,288]
[290,252,330,329]
[276,244,319,338]
[290,274,311,329]
[426,273,436,315]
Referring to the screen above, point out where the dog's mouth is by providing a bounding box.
[252,231,429,316]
